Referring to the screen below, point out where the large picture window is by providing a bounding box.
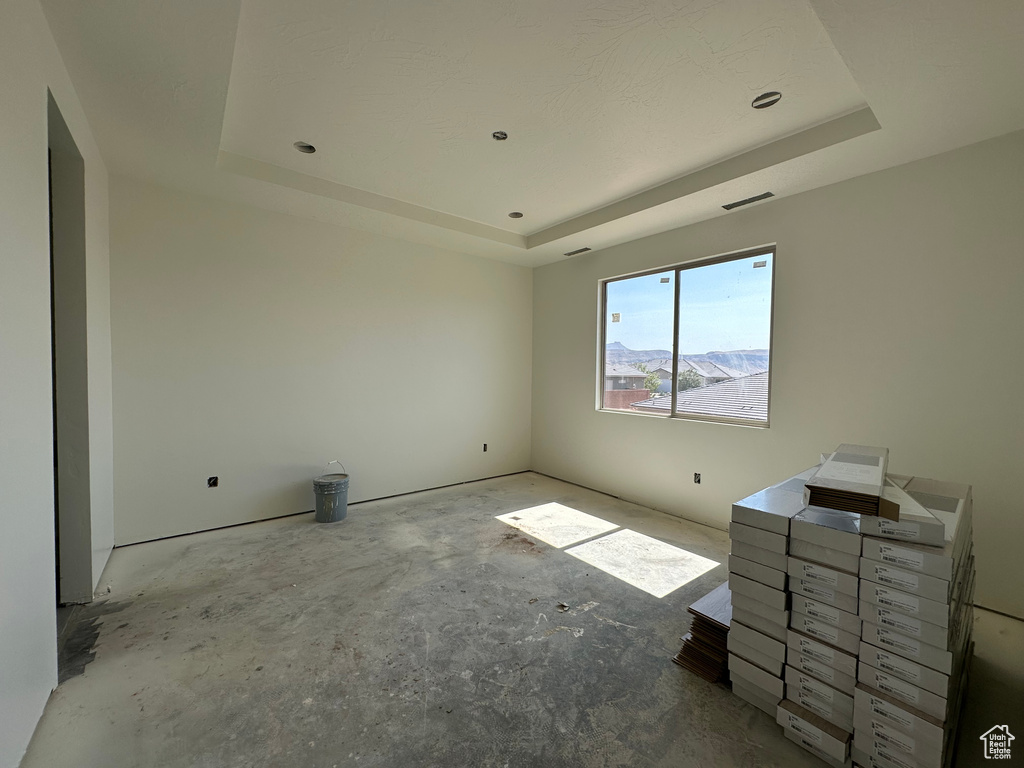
[600,247,774,426]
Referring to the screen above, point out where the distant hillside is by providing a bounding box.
[605,342,768,374]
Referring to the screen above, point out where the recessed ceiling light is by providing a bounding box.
[293,141,317,154]
[722,191,774,210]
[564,247,591,257]
[492,131,508,141]
[751,91,782,110]
[508,211,523,219]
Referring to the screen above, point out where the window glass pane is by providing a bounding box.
[603,270,675,411]
[671,252,772,422]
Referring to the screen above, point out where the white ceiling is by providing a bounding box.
[41,0,1024,267]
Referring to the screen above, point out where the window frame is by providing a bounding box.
[598,245,776,427]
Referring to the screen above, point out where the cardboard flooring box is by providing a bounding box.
[733,678,781,716]
[790,576,859,615]
[732,605,787,643]
[791,594,861,636]
[776,699,852,764]
[858,660,954,721]
[859,602,957,651]
[791,610,860,655]
[732,540,788,573]
[728,574,788,612]
[860,483,945,547]
[786,665,854,730]
[729,621,786,677]
[790,538,860,575]
[784,728,852,768]
[804,445,895,519]
[789,649,857,695]
[859,582,956,628]
[859,559,953,603]
[854,684,945,755]
[858,642,954,697]
[861,615,966,676]
[730,521,788,555]
[788,556,860,598]
[790,507,863,555]
[729,653,784,699]
[731,475,811,535]
[861,537,966,582]
[787,628,858,678]
[903,477,972,536]
[729,554,787,591]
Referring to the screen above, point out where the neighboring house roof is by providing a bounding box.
[630,372,769,421]
[651,357,747,380]
[605,363,647,378]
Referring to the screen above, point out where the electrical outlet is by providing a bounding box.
[483,444,488,452]
[207,476,219,488]
[693,473,701,484]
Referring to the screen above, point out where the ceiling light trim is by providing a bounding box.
[526,106,880,248]
[217,151,526,248]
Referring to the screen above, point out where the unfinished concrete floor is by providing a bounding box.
[22,472,1024,767]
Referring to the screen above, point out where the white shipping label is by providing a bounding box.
[870,694,915,729]
[797,690,832,719]
[799,637,835,665]
[877,628,921,657]
[798,674,834,703]
[876,519,922,541]
[796,655,835,684]
[878,544,926,571]
[871,719,916,754]
[785,714,822,745]
[876,652,922,683]
[874,566,919,591]
[877,608,922,636]
[874,587,920,614]
[802,562,838,587]
[800,617,839,645]
[805,601,842,626]
[874,672,921,704]
[799,582,836,602]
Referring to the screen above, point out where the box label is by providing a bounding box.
[876,628,921,657]
[799,617,840,645]
[785,713,822,745]
[874,671,921,704]
[876,519,921,541]
[874,587,920,614]
[796,655,835,684]
[874,566,919,591]
[870,694,915,729]
[799,582,836,602]
[802,562,838,587]
[871,719,916,754]
[799,637,834,665]
[797,673,834,704]
[804,601,842,627]
[875,651,921,683]
[796,690,832,719]
[878,544,925,571]
[877,608,922,636]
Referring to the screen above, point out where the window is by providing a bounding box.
[600,247,774,425]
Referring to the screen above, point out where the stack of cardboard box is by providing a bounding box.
[852,476,975,768]
[726,448,975,768]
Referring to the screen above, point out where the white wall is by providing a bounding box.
[109,177,533,545]
[0,1,114,765]
[532,130,1024,619]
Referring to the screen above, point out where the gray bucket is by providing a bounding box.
[313,461,349,523]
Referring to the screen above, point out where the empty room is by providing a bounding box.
[2,1,1023,766]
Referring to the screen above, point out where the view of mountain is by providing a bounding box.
[605,342,768,374]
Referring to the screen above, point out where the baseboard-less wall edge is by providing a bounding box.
[113,470,533,550]
[529,469,730,536]
[974,604,1024,623]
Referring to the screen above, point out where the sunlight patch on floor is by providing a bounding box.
[495,502,620,548]
[565,529,719,598]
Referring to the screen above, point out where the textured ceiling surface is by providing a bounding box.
[39,0,1024,266]
[221,0,865,232]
